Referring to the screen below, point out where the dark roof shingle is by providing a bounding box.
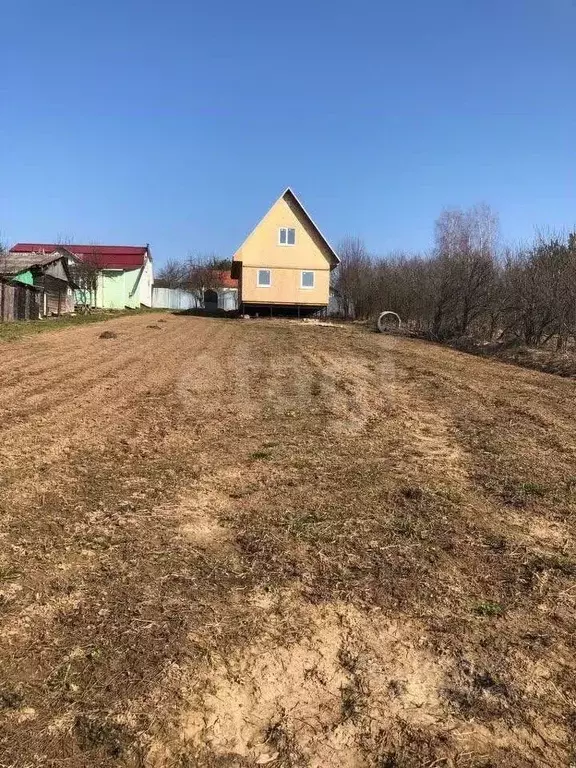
[0,251,66,275]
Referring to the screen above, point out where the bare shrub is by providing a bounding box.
[333,206,576,352]
[156,258,187,288]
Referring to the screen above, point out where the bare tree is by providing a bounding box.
[53,235,96,310]
[331,236,374,318]
[57,239,102,310]
[500,234,576,347]
[153,253,231,306]
[432,205,499,338]
[0,240,7,272]
[332,206,498,334]
[375,253,436,331]
[328,208,576,354]
[55,232,76,247]
[72,254,100,309]
[156,258,187,288]
[182,253,228,307]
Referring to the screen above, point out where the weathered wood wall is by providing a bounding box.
[0,280,41,321]
[41,275,67,316]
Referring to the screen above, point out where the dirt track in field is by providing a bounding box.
[1,313,575,767]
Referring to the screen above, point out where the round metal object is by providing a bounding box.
[376,311,402,333]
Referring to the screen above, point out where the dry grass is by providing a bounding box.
[449,336,576,379]
[0,308,159,343]
[0,314,575,767]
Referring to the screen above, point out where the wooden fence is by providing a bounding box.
[0,279,41,322]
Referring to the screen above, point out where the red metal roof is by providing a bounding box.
[10,243,150,269]
[214,270,238,288]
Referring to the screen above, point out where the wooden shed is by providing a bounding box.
[0,251,77,317]
[0,278,41,321]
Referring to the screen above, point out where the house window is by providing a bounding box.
[279,227,296,246]
[257,269,271,287]
[301,270,315,289]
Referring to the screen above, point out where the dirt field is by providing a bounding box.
[1,313,575,768]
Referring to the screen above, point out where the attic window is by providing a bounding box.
[279,227,296,246]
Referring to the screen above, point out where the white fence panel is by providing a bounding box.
[218,289,238,311]
[152,286,238,312]
[152,287,200,311]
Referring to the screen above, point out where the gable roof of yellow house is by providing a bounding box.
[231,188,339,314]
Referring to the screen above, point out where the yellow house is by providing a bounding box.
[231,188,339,316]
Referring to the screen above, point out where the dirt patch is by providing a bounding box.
[0,316,575,767]
[180,603,444,767]
[171,484,236,550]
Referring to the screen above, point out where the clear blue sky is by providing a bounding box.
[1,0,575,265]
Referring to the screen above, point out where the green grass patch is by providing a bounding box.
[501,479,548,506]
[474,600,503,617]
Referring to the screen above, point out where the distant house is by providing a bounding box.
[9,244,154,310]
[0,249,77,318]
[231,188,340,316]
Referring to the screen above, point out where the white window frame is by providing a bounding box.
[257,268,271,287]
[301,270,315,289]
[278,227,296,246]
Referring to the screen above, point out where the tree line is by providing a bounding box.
[332,205,576,349]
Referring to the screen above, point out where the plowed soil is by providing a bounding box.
[1,313,575,767]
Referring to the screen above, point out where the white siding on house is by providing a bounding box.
[139,258,154,307]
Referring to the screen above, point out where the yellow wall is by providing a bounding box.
[241,265,330,305]
[233,192,335,305]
